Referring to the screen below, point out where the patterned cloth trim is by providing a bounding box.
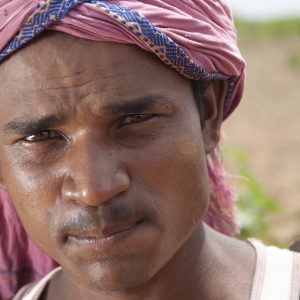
[0,0,234,108]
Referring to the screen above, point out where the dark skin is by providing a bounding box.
[0,32,255,300]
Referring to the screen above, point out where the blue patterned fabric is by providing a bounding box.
[0,0,234,106]
[0,0,80,61]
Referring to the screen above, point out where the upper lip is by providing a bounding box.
[67,220,142,240]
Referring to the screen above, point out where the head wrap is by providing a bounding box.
[0,1,243,298]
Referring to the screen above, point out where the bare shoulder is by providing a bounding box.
[205,226,256,300]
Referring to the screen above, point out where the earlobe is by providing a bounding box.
[0,170,8,191]
[0,181,7,191]
[201,80,228,154]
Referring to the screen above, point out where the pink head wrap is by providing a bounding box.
[0,1,243,298]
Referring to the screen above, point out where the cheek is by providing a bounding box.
[128,122,209,241]
[0,148,60,252]
[0,143,61,194]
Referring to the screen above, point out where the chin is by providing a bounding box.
[76,258,155,292]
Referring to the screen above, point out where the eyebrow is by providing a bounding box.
[104,95,169,115]
[3,95,171,135]
[4,114,66,135]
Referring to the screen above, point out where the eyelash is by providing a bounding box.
[22,130,64,144]
[21,114,156,144]
[121,114,156,126]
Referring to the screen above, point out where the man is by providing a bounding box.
[0,1,299,299]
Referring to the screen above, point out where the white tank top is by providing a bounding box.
[249,239,300,300]
[13,240,300,300]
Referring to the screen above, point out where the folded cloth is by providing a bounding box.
[0,1,243,298]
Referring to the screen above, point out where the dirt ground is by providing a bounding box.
[224,35,300,245]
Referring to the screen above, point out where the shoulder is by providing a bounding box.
[12,267,62,300]
[249,239,300,300]
[249,238,300,275]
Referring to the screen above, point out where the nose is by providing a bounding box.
[62,136,130,207]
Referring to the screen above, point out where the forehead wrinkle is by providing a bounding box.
[3,61,136,85]
[8,56,140,97]
[1,39,139,89]
[21,71,137,93]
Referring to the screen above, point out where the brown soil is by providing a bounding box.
[224,35,300,245]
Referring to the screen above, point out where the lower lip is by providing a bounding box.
[67,221,144,251]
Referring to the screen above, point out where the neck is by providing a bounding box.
[47,224,255,300]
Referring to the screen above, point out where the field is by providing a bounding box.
[224,19,300,245]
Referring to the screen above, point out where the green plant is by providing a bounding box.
[234,18,300,38]
[288,51,300,70]
[223,145,281,244]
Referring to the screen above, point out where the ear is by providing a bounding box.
[201,80,228,154]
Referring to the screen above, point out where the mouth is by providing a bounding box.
[66,220,144,249]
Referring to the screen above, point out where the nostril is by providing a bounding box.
[112,169,131,197]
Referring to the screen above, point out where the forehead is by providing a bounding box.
[0,31,191,116]
[2,31,147,68]
[1,31,167,87]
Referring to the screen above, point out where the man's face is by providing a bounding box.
[0,33,211,291]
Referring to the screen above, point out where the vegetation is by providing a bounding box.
[234,18,300,38]
[288,51,300,70]
[223,145,281,245]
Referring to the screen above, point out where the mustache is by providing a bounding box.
[50,201,156,238]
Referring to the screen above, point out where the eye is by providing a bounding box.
[23,130,63,143]
[121,114,155,126]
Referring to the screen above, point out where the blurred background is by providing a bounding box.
[224,0,300,246]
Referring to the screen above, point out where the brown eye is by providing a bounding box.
[122,114,154,126]
[24,130,61,143]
